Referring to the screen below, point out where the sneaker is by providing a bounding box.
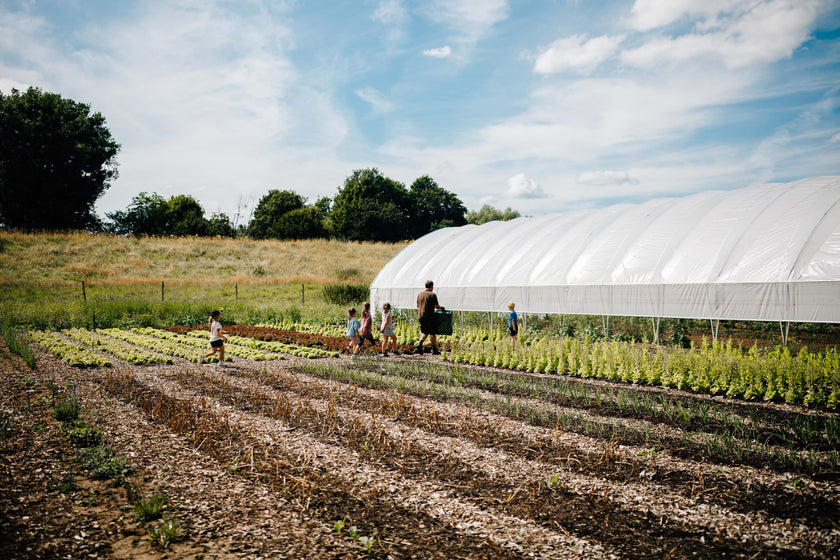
[431,346,441,355]
[416,343,424,354]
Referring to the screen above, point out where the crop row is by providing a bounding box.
[295,356,839,474]
[255,319,451,347]
[94,370,518,559]
[131,327,278,361]
[445,331,840,409]
[164,361,838,557]
[182,330,339,358]
[168,324,420,354]
[29,330,113,367]
[63,328,173,365]
[256,320,345,337]
[97,328,222,363]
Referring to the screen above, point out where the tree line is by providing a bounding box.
[1,87,519,241]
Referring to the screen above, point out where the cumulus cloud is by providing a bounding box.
[621,0,822,69]
[577,171,640,186]
[423,45,452,58]
[533,34,624,74]
[508,173,547,198]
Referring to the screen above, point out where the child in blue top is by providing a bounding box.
[508,302,518,349]
[346,307,361,355]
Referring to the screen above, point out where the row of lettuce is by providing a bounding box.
[28,326,341,368]
[442,329,840,409]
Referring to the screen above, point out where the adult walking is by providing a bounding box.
[417,280,444,354]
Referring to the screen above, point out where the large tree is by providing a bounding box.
[408,175,467,238]
[106,192,168,235]
[330,168,411,242]
[165,195,208,237]
[248,189,306,239]
[0,87,120,230]
[275,206,326,240]
[106,192,233,237]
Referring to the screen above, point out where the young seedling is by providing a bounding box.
[135,493,167,522]
[358,535,375,553]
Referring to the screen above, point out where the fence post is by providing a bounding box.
[235,283,238,301]
[301,283,305,304]
[81,280,86,302]
[161,281,164,302]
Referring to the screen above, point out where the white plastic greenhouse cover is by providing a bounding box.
[370,176,840,323]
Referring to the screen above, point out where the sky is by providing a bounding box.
[1,0,839,223]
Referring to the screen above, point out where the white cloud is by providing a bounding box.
[423,45,452,58]
[533,34,624,74]
[355,87,392,113]
[830,133,840,143]
[626,0,749,32]
[507,173,547,198]
[622,0,822,69]
[577,170,639,186]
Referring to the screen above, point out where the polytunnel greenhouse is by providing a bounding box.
[370,176,840,330]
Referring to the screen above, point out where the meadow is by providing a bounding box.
[0,231,407,327]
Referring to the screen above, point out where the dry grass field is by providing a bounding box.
[0,231,406,287]
[0,232,407,326]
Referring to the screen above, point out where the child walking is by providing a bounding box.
[201,310,228,365]
[346,307,361,356]
[359,302,376,348]
[379,302,399,356]
[508,302,518,349]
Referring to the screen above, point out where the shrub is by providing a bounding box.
[322,284,369,305]
[54,397,81,422]
[66,425,103,447]
[80,445,133,480]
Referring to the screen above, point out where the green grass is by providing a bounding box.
[4,283,349,330]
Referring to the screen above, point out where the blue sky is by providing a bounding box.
[1,0,839,221]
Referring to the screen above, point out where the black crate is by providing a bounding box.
[434,310,453,335]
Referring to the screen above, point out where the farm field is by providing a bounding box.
[1,325,839,559]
